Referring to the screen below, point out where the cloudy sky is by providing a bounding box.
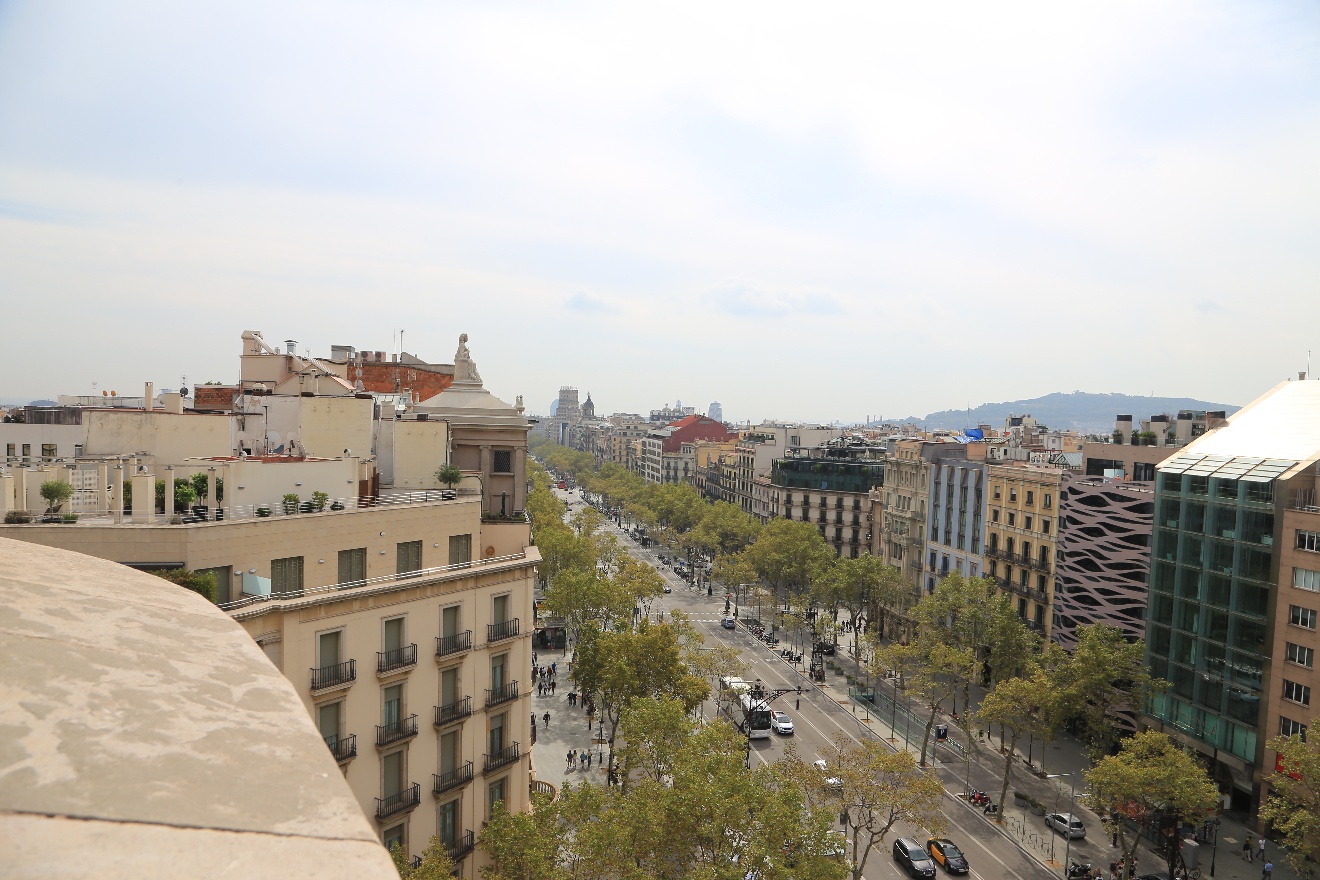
[1,1,1318,422]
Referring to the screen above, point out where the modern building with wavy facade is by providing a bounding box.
[1053,474,1155,650]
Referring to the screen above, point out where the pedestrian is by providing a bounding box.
[1109,861,1118,880]
[552,661,557,676]
[550,679,556,695]
[587,714,593,731]
[586,751,592,769]
[1259,839,1266,863]
[531,712,537,730]
[1263,861,1273,880]
[1245,837,1254,862]
[543,711,550,728]
[580,752,587,770]
[566,750,573,770]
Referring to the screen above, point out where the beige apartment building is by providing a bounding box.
[872,440,969,595]
[1267,503,1320,783]
[983,464,1064,636]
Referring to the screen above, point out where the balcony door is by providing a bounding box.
[440,731,458,775]
[492,594,508,625]
[318,631,341,671]
[437,798,458,848]
[318,701,341,745]
[490,653,506,691]
[441,668,458,708]
[441,605,460,638]
[383,684,402,728]
[488,712,505,755]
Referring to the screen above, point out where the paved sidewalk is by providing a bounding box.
[526,649,612,796]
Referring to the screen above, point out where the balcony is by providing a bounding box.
[324,733,356,764]
[486,681,520,708]
[434,697,473,727]
[432,762,475,795]
[377,644,418,675]
[436,630,473,658]
[1029,555,1052,572]
[310,659,356,693]
[375,783,421,821]
[376,714,419,748]
[446,830,476,863]
[487,619,520,643]
[483,742,521,773]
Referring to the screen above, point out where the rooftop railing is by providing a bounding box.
[220,552,529,612]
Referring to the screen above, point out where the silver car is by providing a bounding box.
[771,710,794,735]
[1045,812,1086,839]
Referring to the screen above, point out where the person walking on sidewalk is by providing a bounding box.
[1259,839,1266,863]
[566,749,574,771]
[1262,861,1273,880]
[1244,837,1254,862]
[543,711,550,728]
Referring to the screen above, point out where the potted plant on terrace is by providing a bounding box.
[282,493,300,515]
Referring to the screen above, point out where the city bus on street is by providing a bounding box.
[723,693,773,739]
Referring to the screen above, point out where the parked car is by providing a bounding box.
[893,837,937,879]
[925,838,969,874]
[1045,813,1086,839]
[721,617,737,629]
[771,711,794,735]
[663,584,672,593]
[815,641,836,656]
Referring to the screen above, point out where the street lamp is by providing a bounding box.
[1046,772,1078,875]
[1207,818,1220,877]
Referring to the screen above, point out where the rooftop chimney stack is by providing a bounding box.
[144,382,154,412]
[285,339,297,356]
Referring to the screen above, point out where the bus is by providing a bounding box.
[724,693,773,740]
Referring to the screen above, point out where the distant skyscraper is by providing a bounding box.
[549,399,559,416]
[708,401,723,422]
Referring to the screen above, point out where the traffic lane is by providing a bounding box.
[720,625,1054,880]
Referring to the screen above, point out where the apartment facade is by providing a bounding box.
[925,455,987,590]
[872,440,968,595]
[984,464,1064,636]
[768,445,886,557]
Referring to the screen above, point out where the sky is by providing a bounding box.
[1,1,1318,423]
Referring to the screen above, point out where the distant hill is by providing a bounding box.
[899,392,1240,435]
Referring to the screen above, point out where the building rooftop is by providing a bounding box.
[0,538,396,880]
[1181,379,1320,462]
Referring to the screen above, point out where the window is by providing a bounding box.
[1291,605,1318,630]
[490,652,506,690]
[488,711,506,754]
[488,777,506,819]
[1026,491,1034,506]
[338,548,366,583]
[437,798,459,848]
[1297,568,1320,592]
[383,617,405,653]
[449,534,472,565]
[195,565,232,605]
[41,443,57,461]
[383,684,403,726]
[1009,489,1017,502]
[492,594,509,625]
[1008,512,1016,527]
[440,667,459,708]
[441,605,461,638]
[1042,519,1051,535]
[1282,679,1311,706]
[397,540,422,574]
[1279,716,1308,740]
[1298,530,1320,553]
[382,750,405,797]
[383,824,405,854]
[21,443,31,462]
[317,630,342,669]
[271,556,304,595]
[4,443,12,461]
[1043,494,1053,509]
[1025,516,1033,531]
[318,701,342,743]
[991,509,1000,523]
[1037,574,1048,590]
[1285,642,1315,668]
[492,449,513,473]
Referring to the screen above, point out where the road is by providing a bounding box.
[554,488,1064,880]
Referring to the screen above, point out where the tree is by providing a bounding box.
[816,554,901,643]
[876,637,974,768]
[188,471,224,503]
[571,620,709,772]
[478,792,562,880]
[975,667,1065,823]
[785,733,945,880]
[39,479,73,512]
[616,696,695,787]
[540,567,632,648]
[1084,731,1219,880]
[392,835,456,880]
[434,463,463,489]
[148,568,217,603]
[1261,734,1320,874]
[738,518,835,597]
[1059,624,1166,759]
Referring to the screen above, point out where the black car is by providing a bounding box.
[815,641,837,656]
[926,838,969,874]
[893,837,937,879]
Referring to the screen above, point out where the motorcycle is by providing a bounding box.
[1068,862,1094,880]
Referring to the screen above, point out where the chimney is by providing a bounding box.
[285,339,298,356]
[144,382,154,412]
[1300,371,1308,381]
[1115,414,1132,443]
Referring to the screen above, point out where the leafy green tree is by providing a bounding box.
[188,471,224,503]
[434,463,464,488]
[39,479,73,512]
[617,696,695,787]
[876,636,975,768]
[392,835,456,880]
[148,568,217,603]
[738,518,835,596]
[478,792,562,880]
[571,621,709,772]
[1084,731,1219,880]
[816,554,900,642]
[1261,734,1320,874]
[691,500,761,559]
[976,667,1065,823]
[541,568,633,648]
[1059,624,1166,759]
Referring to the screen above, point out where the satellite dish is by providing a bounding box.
[179,387,190,397]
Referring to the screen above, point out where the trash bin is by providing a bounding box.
[1181,839,1200,870]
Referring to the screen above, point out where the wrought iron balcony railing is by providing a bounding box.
[310,659,356,691]
[483,742,521,773]
[432,762,475,795]
[376,714,419,747]
[375,783,421,820]
[485,681,519,708]
[487,619,520,643]
[324,733,356,763]
[436,630,473,658]
[377,644,418,674]
[434,697,473,727]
